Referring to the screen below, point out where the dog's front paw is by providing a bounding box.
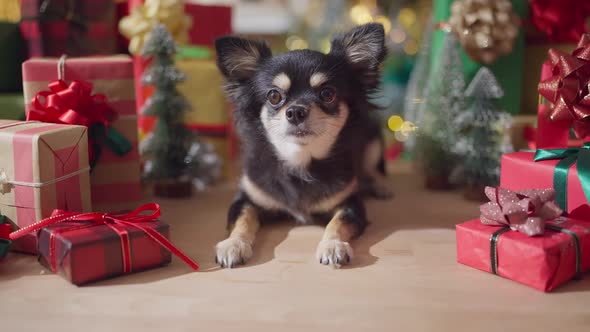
[215,237,253,268]
[316,239,353,268]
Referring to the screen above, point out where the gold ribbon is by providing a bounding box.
[118,0,192,55]
[447,0,520,64]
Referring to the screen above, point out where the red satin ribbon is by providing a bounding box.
[27,79,117,162]
[530,0,590,43]
[538,34,590,138]
[9,203,200,273]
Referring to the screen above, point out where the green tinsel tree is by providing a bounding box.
[414,31,464,189]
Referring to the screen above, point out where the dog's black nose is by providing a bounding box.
[286,106,308,125]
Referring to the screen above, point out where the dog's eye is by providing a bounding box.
[319,87,336,103]
[267,89,283,106]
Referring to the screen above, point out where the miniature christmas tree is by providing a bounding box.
[403,16,434,153]
[414,31,465,189]
[452,67,513,200]
[140,24,220,197]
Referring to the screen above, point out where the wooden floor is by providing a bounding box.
[2,163,590,331]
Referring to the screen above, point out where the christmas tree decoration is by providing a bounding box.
[119,0,191,55]
[452,67,513,201]
[415,31,465,190]
[447,0,520,65]
[431,0,526,115]
[402,16,434,152]
[140,25,220,197]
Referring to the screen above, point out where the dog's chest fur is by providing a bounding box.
[238,113,374,223]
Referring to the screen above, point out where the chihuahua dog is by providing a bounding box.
[214,23,389,268]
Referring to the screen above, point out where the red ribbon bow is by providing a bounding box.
[538,34,590,138]
[27,79,117,162]
[480,187,563,236]
[530,0,590,43]
[9,203,199,273]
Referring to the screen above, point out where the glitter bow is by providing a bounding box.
[480,187,563,236]
[119,0,192,55]
[538,34,590,138]
[530,0,590,43]
[447,0,520,64]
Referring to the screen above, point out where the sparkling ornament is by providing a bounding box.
[448,0,520,64]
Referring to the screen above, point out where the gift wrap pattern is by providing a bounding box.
[0,120,91,253]
[38,220,171,285]
[22,56,141,210]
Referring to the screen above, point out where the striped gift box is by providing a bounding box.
[22,56,142,211]
[0,120,91,253]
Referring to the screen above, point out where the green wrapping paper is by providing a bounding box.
[431,0,528,114]
[0,93,25,120]
[0,21,25,92]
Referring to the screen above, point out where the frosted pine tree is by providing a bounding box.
[414,31,465,189]
[403,16,434,152]
[452,67,513,200]
[140,25,220,197]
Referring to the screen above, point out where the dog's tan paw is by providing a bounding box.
[316,239,353,268]
[215,237,253,268]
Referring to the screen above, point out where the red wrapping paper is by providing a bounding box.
[38,220,171,285]
[500,152,590,219]
[456,218,590,291]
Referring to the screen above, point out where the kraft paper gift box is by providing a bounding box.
[0,120,91,253]
[19,0,117,58]
[22,56,142,211]
[457,218,590,292]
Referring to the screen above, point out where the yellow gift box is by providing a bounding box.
[177,58,229,127]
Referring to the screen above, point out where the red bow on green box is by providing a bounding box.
[27,79,132,168]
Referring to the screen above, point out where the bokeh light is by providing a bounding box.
[286,35,309,50]
[403,40,418,55]
[390,28,407,43]
[388,115,404,132]
[398,7,416,28]
[374,15,392,34]
[350,4,373,25]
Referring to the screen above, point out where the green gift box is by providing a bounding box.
[0,93,25,120]
[431,0,528,115]
[0,21,25,92]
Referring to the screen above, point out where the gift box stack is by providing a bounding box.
[0,0,211,284]
[456,32,590,291]
[121,0,235,177]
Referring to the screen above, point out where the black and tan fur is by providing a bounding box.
[215,23,390,268]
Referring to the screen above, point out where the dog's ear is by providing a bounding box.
[215,37,272,81]
[330,23,385,88]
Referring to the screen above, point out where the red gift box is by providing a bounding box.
[500,152,590,219]
[456,218,590,291]
[20,0,117,58]
[10,203,199,285]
